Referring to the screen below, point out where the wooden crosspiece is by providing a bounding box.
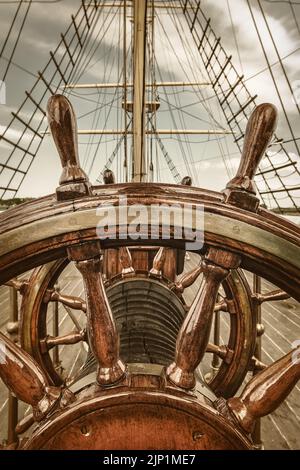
[0,96,299,449]
[40,331,86,353]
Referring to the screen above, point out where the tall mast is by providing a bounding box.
[132,0,148,182]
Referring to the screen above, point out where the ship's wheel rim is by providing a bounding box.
[1,187,299,301]
[23,384,252,450]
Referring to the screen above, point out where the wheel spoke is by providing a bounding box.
[119,247,135,277]
[5,278,28,295]
[44,289,86,313]
[206,343,234,364]
[252,289,290,304]
[0,332,74,421]
[40,330,86,352]
[149,247,167,278]
[221,345,300,434]
[172,262,203,294]
[68,241,126,386]
[166,247,240,389]
[214,300,228,312]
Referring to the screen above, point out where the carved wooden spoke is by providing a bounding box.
[224,103,278,211]
[172,262,203,295]
[68,242,126,386]
[47,94,91,201]
[166,247,241,389]
[252,289,290,304]
[181,176,192,186]
[5,278,28,295]
[119,247,135,277]
[206,343,234,365]
[149,247,167,278]
[217,345,300,434]
[40,330,86,353]
[0,332,74,421]
[43,288,87,313]
[103,169,116,184]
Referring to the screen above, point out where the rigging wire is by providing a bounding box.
[158,95,228,127]
[67,2,118,88]
[0,0,62,3]
[166,2,234,178]
[148,0,157,181]
[257,0,300,116]
[123,0,128,182]
[116,8,122,181]
[154,46,300,111]
[280,0,300,35]
[226,0,244,75]
[1,0,32,83]
[178,0,286,210]
[85,8,123,177]
[0,0,100,198]
[246,0,300,156]
[0,0,23,59]
[155,10,203,180]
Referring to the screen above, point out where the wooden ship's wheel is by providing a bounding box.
[0,96,300,450]
[17,255,256,398]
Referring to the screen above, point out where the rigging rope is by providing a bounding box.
[247,0,300,155]
[167,1,234,178]
[226,0,244,75]
[1,0,32,83]
[0,0,23,59]
[257,0,300,116]
[0,0,99,199]
[85,10,124,177]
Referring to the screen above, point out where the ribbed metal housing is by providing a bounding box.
[77,277,186,379]
[107,277,186,365]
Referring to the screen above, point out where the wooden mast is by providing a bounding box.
[132,0,148,182]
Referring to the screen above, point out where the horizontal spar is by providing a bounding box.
[87,2,195,9]
[43,129,235,136]
[64,81,211,89]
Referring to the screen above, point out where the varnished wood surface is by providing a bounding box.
[0,256,299,449]
[0,264,86,444]
[183,254,300,450]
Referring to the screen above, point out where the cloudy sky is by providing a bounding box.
[0,0,299,201]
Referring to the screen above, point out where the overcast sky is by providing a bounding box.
[0,0,299,201]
